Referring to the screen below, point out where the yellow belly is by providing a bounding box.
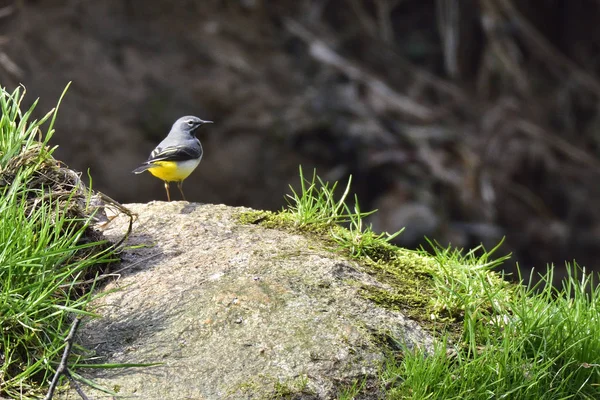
[148,159,201,182]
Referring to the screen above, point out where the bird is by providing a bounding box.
[133,116,213,201]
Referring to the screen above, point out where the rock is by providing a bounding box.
[58,202,434,399]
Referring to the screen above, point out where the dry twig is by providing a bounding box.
[496,0,600,95]
[44,317,88,400]
[285,19,435,121]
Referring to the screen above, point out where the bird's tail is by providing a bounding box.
[132,163,152,174]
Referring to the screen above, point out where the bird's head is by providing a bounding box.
[173,116,213,136]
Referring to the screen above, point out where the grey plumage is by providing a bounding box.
[132,116,212,174]
[132,115,213,201]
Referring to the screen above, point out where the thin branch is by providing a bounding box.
[374,0,396,44]
[0,51,23,78]
[0,5,14,19]
[496,0,600,95]
[514,119,600,174]
[45,316,83,400]
[436,0,461,78]
[284,19,435,121]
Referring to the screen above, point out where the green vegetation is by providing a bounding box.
[230,373,314,399]
[0,86,118,398]
[240,166,600,399]
[383,266,600,399]
[337,377,367,400]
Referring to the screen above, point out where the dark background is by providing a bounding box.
[2,0,600,282]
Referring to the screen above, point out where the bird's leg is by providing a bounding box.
[164,181,171,202]
[177,181,186,201]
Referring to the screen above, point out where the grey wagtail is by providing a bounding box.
[133,116,213,201]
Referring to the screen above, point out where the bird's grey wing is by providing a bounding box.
[147,140,202,162]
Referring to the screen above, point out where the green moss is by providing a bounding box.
[228,379,263,398]
[230,373,314,399]
[272,375,312,398]
[237,210,275,225]
[238,210,333,238]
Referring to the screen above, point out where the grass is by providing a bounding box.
[0,86,118,398]
[241,166,600,399]
[284,166,403,258]
[386,266,600,399]
[337,377,367,400]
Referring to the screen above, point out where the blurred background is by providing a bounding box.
[2,0,600,282]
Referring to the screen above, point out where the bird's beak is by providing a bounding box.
[201,120,214,125]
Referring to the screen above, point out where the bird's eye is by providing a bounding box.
[187,120,195,126]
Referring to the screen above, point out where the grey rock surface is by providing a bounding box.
[59,202,433,399]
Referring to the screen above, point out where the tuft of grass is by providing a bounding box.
[423,239,515,325]
[384,264,600,399]
[284,166,367,227]
[337,377,367,400]
[0,86,118,398]
[285,166,403,258]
